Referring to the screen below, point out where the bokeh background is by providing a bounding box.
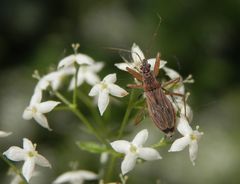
[0,0,240,183]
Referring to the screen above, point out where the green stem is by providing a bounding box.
[54,91,108,145]
[117,90,135,139]
[151,137,172,148]
[0,154,28,184]
[105,155,117,182]
[77,90,104,126]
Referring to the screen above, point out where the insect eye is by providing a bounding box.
[147,64,151,68]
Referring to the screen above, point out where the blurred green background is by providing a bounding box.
[0,0,240,183]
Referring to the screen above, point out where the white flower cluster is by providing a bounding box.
[9,45,127,182]
[110,43,203,175]
[0,43,203,183]
[22,45,128,130]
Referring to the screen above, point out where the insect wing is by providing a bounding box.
[145,88,176,134]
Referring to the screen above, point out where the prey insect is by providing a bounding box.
[126,52,184,137]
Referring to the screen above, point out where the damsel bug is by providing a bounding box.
[126,52,184,137]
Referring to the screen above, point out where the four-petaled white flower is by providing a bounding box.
[88,73,128,115]
[3,138,51,182]
[110,129,162,175]
[52,170,98,184]
[35,67,75,92]
[169,117,203,165]
[69,62,104,90]
[115,43,167,72]
[0,130,12,137]
[58,53,94,69]
[22,90,60,130]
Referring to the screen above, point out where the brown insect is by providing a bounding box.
[126,53,184,137]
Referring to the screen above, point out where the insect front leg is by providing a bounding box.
[153,52,161,77]
[127,84,143,89]
[126,67,143,81]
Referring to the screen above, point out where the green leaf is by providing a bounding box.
[76,141,107,154]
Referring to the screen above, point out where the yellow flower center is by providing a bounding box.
[190,134,197,141]
[32,106,37,114]
[100,83,108,90]
[28,150,37,158]
[130,144,137,154]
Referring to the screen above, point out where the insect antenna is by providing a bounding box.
[104,47,144,72]
[145,14,162,59]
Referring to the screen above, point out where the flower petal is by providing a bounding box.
[114,63,129,71]
[131,43,145,63]
[121,153,137,175]
[110,140,130,154]
[37,101,60,113]
[22,158,35,182]
[58,55,75,68]
[75,54,94,65]
[85,72,100,86]
[30,91,42,106]
[35,154,51,167]
[138,147,162,160]
[163,66,181,79]
[108,84,128,97]
[52,172,80,184]
[98,90,109,116]
[147,59,167,71]
[68,73,84,90]
[168,136,190,152]
[88,85,100,96]
[0,130,12,137]
[189,140,198,166]
[91,62,104,72]
[53,170,98,184]
[177,116,193,136]
[23,138,35,151]
[33,113,52,131]
[35,78,49,91]
[77,170,98,180]
[103,73,116,83]
[22,107,33,120]
[3,146,26,161]
[132,129,148,147]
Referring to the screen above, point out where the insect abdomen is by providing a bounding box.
[145,88,176,136]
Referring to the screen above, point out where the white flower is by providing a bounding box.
[110,129,162,175]
[3,138,51,182]
[115,43,167,72]
[35,67,75,92]
[88,73,128,115]
[22,90,60,130]
[69,62,104,90]
[0,130,12,137]
[169,117,203,165]
[52,170,98,184]
[58,53,94,69]
[162,66,185,95]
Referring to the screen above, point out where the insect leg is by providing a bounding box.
[126,67,143,81]
[162,77,181,88]
[162,88,187,119]
[134,104,147,125]
[127,84,143,89]
[154,52,161,77]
